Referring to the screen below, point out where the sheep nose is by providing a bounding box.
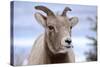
[65,39,72,44]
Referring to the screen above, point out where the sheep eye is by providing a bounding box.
[48,25,54,30]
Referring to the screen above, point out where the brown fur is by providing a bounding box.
[28,6,78,65]
[28,34,75,65]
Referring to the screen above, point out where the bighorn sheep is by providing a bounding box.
[28,6,79,65]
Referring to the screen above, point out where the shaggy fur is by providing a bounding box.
[28,34,75,65]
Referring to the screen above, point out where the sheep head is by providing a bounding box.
[34,6,78,54]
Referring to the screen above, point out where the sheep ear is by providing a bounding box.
[34,12,47,27]
[69,17,79,27]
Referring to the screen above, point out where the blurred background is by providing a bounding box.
[11,1,97,66]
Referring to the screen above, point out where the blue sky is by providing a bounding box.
[12,1,97,65]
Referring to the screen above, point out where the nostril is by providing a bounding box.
[65,40,72,44]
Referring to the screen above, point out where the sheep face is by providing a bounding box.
[45,16,78,54]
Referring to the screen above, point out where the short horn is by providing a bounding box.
[61,7,72,16]
[35,6,55,16]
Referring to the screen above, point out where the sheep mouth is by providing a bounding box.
[57,46,73,53]
[65,45,73,48]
